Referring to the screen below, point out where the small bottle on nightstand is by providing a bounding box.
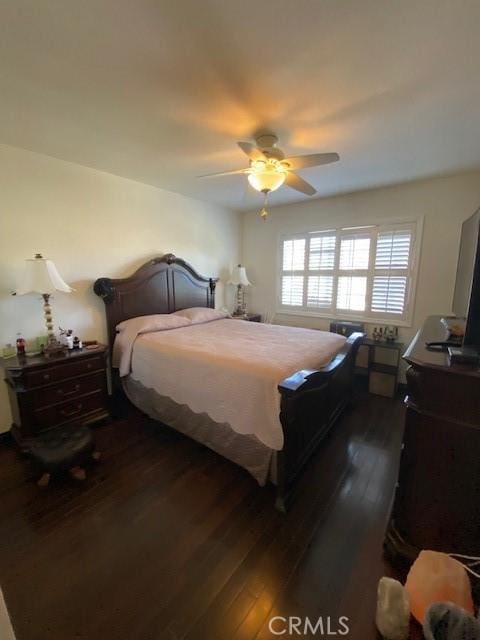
[16,334,26,355]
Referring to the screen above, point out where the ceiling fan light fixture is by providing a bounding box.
[251,159,267,171]
[198,134,338,201]
[247,168,286,193]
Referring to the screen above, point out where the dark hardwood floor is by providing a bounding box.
[0,390,406,640]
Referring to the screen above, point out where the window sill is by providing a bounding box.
[275,308,413,328]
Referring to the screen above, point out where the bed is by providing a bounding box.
[94,254,363,511]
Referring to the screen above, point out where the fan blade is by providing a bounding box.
[283,152,339,170]
[237,142,266,162]
[198,168,247,179]
[285,172,317,196]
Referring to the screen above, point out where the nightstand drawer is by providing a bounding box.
[33,390,106,430]
[25,356,104,388]
[30,371,106,408]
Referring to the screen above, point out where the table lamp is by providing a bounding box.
[228,264,251,317]
[15,254,74,357]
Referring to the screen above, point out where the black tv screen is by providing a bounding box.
[452,209,480,346]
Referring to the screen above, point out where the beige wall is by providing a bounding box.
[0,144,240,432]
[242,170,480,349]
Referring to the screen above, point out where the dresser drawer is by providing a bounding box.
[33,390,107,431]
[30,371,106,408]
[25,356,105,388]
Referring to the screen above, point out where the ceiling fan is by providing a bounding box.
[199,132,340,219]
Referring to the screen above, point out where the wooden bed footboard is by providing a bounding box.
[275,332,364,512]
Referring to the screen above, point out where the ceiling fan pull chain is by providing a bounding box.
[260,192,269,221]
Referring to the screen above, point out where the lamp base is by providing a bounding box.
[41,294,66,358]
[234,285,247,317]
[42,338,65,358]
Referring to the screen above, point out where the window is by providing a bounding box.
[279,221,419,324]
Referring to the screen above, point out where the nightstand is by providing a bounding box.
[231,313,262,322]
[358,339,404,398]
[3,345,110,449]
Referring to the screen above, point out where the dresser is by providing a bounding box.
[385,316,480,564]
[4,346,110,449]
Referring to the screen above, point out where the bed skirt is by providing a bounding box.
[123,376,276,486]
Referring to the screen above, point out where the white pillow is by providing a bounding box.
[114,314,191,377]
[116,314,190,334]
[173,307,229,325]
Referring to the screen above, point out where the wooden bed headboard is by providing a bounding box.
[93,253,218,349]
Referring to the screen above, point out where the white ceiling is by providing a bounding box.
[1,0,479,211]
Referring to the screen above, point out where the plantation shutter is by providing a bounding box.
[279,221,418,322]
[281,238,305,306]
[336,232,371,312]
[339,235,370,270]
[281,275,304,306]
[371,228,413,315]
[306,233,336,310]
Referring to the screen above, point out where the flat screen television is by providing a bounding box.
[452,208,480,347]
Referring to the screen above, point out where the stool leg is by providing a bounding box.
[92,451,101,462]
[70,466,86,481]
[38,473,51,487]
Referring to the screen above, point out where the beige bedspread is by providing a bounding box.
[127,319,345,450]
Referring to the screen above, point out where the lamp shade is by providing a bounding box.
[15,254,74,295]
[228,264,251,286]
